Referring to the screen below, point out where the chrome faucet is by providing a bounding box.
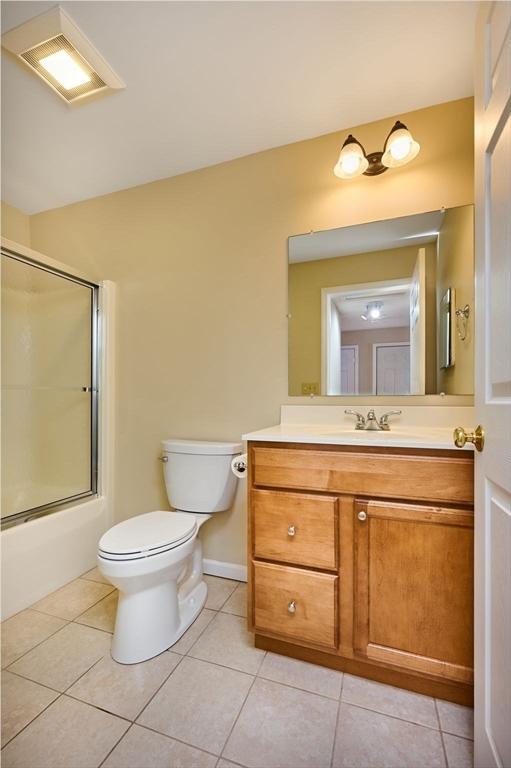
[345,409,402,431]
[344,409,366,429]
[365,409,380,431]
[378,410,402,430]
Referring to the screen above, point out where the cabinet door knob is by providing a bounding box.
[287,600,297,614]
[287,525,296,537]
[358,510,367,522]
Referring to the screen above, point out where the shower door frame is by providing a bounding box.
[1,245,100,528]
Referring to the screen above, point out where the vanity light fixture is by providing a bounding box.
[1,6,125,104]
[333,120,420,179]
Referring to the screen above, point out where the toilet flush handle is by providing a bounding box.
[158,455,168,463]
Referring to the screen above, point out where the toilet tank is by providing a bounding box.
[161,438,242,513]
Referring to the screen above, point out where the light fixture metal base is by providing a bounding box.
[363,152,388,176]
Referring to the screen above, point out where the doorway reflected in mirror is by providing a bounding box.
[288,205,474,396]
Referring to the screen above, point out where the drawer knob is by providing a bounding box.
[287,525,296,537]
[287,600,297,614]
[358,510,367,522]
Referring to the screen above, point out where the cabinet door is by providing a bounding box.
[354,499,474,683]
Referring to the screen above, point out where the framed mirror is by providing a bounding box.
[288,205,474,396]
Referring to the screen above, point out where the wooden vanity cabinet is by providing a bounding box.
[247,442,475,705]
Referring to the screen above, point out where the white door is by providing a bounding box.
[325,299,342,395]
[340,345,358,394]
[373,343,410,395]
[409,248,426,394]
[473,5,511,768]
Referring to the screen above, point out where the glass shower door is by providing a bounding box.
[1,249,99,526]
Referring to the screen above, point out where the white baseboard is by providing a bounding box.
[203,558,247,582]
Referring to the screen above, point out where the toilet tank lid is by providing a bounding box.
[161,438,242,455]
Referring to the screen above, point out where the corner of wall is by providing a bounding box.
[1,201,31,248]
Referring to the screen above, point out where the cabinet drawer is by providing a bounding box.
[253,561,338,649]
[251,446,474,504]
[252,490,338,570]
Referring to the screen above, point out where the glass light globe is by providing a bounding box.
[333,140,369,179]
[390,134,413,160]
[382,126,420,168]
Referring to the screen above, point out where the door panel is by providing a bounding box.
[354,499,474,684]
[375,344,410,395]
[474,4,511,766]
[409,248,426,394]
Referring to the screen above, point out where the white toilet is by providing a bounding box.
[97,438,242,664]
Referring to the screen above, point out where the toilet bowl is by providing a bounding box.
[97,439,242,664]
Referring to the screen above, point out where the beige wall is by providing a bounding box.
[342,327,410,394]
[1,202,31,247]
[25,97,473,566]
[288,242,437,395]
[437,205,474,394]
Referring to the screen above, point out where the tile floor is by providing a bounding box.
[1,571,474,768]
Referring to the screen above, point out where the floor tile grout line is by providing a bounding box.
[2,660,136,754]
[2,668,64,696]
[79,571,112,586]
[70,585,117,623]
[131,652,187,724]
[175,609,220,656]
[329,672,344,768]
[124,721,223,761]
[28,590,115,625]
[204,579,239,611]
[434,698,474,741]
[255,671,342,701]
[218,669,260,760]
[0,691,64,750]
[340,699,444,733]
[2,616,73,670]
[62,690,133,724]
[65,651,185,724]
[435,699,450,768]
[62,652,111,696]
[97,722,134,768]
[185,648,265,678]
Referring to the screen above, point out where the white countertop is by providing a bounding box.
[242,424,473,451]
[242,404,475,450]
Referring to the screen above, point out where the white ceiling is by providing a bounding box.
[289,209,444,263]
[336,288,411,331]
[1,1,477,214]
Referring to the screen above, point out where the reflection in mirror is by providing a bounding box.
[288,205,474,396]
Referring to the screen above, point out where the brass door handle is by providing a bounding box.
[453,425,485,452]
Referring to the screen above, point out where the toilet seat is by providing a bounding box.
[98,510,197,562]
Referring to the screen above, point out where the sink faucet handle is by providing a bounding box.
[345,409,366,429]
[379,410,402,430]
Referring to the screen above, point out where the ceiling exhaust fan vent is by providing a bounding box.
[21,35,106,102]
[2,6,125,104]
